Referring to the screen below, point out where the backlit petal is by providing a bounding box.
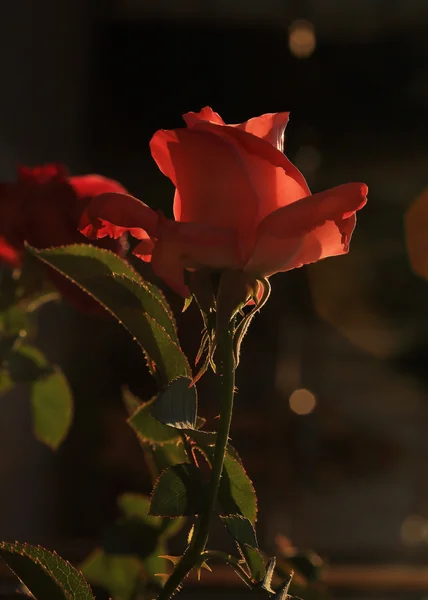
[246,183,367,276]
[79,192,159,240]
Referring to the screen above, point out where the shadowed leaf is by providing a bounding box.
[221,516,265,583]
[31,368,73,450]
[81,549,141,600]
[0,541,95,600]
[27,244,191,383]
[150,377,197,430]
[150,463,206,517]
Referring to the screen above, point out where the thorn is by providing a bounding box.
[158,555,181,566]
[196,560,212,581]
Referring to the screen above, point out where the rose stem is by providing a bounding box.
[157,319,236,599]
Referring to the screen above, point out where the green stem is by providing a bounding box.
[157,320,236,599]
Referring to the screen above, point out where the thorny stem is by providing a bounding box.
[157,319,236,599]
[200,550,253,587]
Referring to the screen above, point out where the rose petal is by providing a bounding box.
[183,107,225,127]
[133,233,155,262]
[189,121,310,219]
[79,192,159,241]
[150,128,260,259]
[148,218,241,297]
[232,112,290,153]
[246,182,367,276]
[70,174,128,200]
[183,107,290,152]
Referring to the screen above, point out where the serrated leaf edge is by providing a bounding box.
[0,541,94,599]
[27,245,191,382]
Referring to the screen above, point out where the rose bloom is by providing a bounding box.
[0,164,128,310]
[80,108,368,297]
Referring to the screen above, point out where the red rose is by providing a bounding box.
[79,108,367,296]
[0,164,128,310]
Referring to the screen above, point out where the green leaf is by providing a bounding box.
[221,515,258,548]
[0,369,14,395]
[189,436,257,524]
[31,368,73,449]
[7,344,51,383]
[27,244,191,383]
[221,516,264,583]
[241,545,265,583]
[218,453,258,524]
[0,305,30,336]
[128,381,199,446]
[150,377,197,430]
[151,444,189,473]
[117,492,185,539]
[0,541,95,600]
[81,549,141,600]
[149,463,206,517]
[118,493,161,525]
[128,393,180,445]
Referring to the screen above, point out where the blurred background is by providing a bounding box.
[1,0,428,598]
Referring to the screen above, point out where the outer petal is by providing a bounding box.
[232,112,290,153]
[79,192,159,240]
[70,174,128,200]
[183,107,225,127]
[183,107,290,152]
[143,218,241,297]
[189,121,310,219]
[246,183,367,276]
[150,128,260,260]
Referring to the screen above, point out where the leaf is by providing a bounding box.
[0,305,30,336]
[128,393,180,445]
[118,492,185,541]
[261,556,276,593]
[81,548,141,600]
[149,463,206,517]
[0,369,14,395]
[0,541,95,600]
[221,515,258,548]
[128,382,200,446]
[31,368,73,450]
[27,244,190,383]
[218,453,258,524]
[150,377,197,430]
[221,516,264,583]
[151,444,189,473]
[118,493,161,526]
[241,545,265,583]
[7,344,52,383]
[189,436,257,524]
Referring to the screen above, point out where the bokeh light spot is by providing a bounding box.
[401,515,428,546]
[289,388,316,415]
[288,20,316,59]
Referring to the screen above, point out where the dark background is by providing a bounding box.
[1,0,428,592]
